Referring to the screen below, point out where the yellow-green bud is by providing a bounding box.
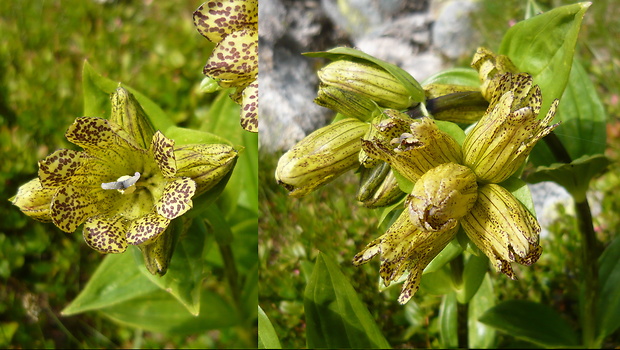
[276,118,367,197]
[423,84,487,124]
[357,161,405,208]
[109,87,157,150]
[174,143,238,197]
[463,89,559,184]
[461,183,542,279]
[314,84,381,121]
[407,163,478,232]
[318,60,416,110]
[9,178,55,222]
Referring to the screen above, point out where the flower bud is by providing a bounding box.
[109,87,157,150]
[318,60,416,110]
[276,118,367,197]
[357,161,405,208]
[463,90,559,184]
[174,143,238,197]
[314,84,381,121]
[423,85,487,124]
[461,184,542,279]
[407,163,478,232]
[10,178,55,222]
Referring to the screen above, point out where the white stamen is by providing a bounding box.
[101,172,141,190]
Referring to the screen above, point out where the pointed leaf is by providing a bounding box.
[422,67,480,87]
[61,251,159,316]
[479,300,579,347]
[596,236,620,342]
[258,305,282,349]
[100,288,238,334]
[456,253,488,304]
[499,2,591,121]
[468,274,497,349]
[439,292,458,348]
[304,252,391,349]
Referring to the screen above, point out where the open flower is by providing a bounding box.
[193,0,258,133]
[11,87,237,275]
[354,73,559,304]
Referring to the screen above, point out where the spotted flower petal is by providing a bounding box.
[174,143,238,196]
[83,215,128,254]
[38,149,84,188]
[150,131,177,178]
[126,212,170,246]
[51,186,117,233]
[204,28,257,87]
[156,177,196,220]
[240,79,258,132]
[193,0,258,43]
[461,184,542,279]
[10,178,55,222]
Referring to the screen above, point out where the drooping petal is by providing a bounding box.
[204,28,258,87]
[38,149,84,188]
[461,183,542,279]
[126,212,170,246]
[150,131,177,178]
[362,117,462,184]
[155,178,196,220]
[193,0,258,43]
[50,185,117,233]
[10,178,55,222]
[240,79,258,132]
[83,215,128,253]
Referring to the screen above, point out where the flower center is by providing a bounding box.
[101,172,141,195]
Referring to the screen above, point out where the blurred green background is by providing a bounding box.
[258,0,620,348]
[0,0,254,347]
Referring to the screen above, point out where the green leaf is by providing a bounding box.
[500,176,537,216]
[456,253,488,304]
[420,264,454,296]
[304,252,391,349]
[468,274,497,349]
[134,218,206,316]
[525,153,610,202]
[530,59,608,166]
[82,60,174,132]
[258,305,282,349]
[436,119,466,146]
[422,67,480,87]
[164,125,232,146]
[61,251,159,316]
[424,240,463,274]
[499,2,591,121]
[304,47,425,103]
[596,236,620,342]
[99,288,238,334]
[479,300,579,348]
[439,292,458,348]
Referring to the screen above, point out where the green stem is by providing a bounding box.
[450,255,468,348]
[543,132,601,347]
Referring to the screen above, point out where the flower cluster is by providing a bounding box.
[11,87,237,275]
[354,72,559,304]
[193,0,258,133]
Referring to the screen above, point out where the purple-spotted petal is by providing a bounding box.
[151,131,177,178]
[51,185,117,233]
[193,0,258,43]
[240,79,258,132]
[204,28,258,86]
[126,212,170,245]
[38,149,83,188]
[83,215,128,253]
[155,178,196,220]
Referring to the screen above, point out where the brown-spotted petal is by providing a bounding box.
[461,183,542,280]
[240,79,258,132]
[150,131,177,178]
[51,185,117,233]
[155,178,196,220]
[126,212,170,246]
[83,215,128,253]
[193,0,258,43]
[38,149,84,188]
[204,28,258,86]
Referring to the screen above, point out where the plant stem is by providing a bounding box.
[543,132,602,347]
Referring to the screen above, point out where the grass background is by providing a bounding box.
[258,0,620,348]
[0,0,250,348]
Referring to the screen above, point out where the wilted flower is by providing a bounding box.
[194,0,258,133]
[11,87,237,275]
[354,73,559,304]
